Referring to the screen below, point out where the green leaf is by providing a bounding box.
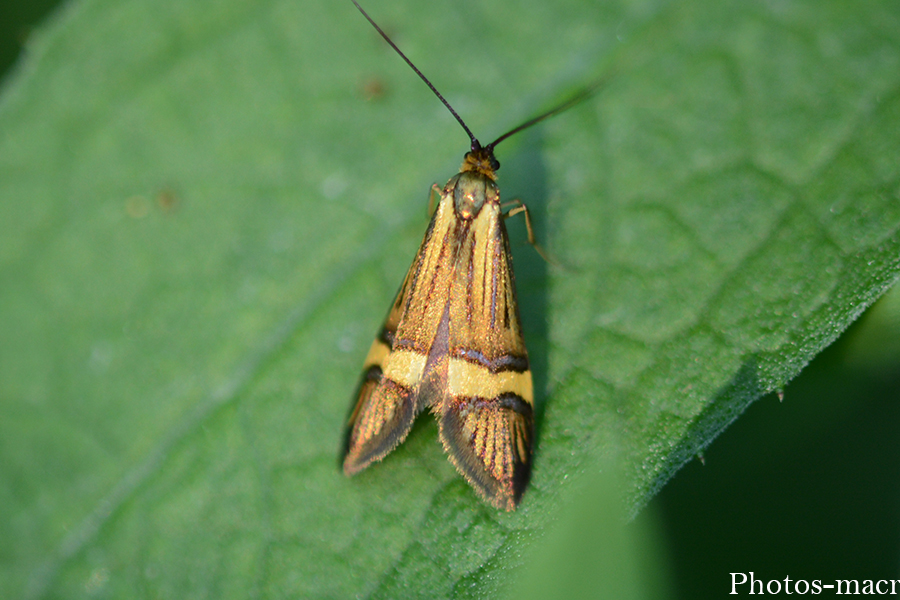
[1,0,898,597]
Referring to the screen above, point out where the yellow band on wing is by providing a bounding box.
[447,357,533,403]
[363,339,391,370]
[382,349,428,388]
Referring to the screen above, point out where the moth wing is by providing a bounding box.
[440,393,534,511]
[343,195,458,474]
[439,202,535,510]
[341,350,416,475]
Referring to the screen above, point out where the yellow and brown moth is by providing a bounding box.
[343,143,535,511]
[343,0,592,510]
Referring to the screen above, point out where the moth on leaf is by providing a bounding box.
[343,0,595,511]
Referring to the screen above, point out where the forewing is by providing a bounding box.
[343,194,458,474]
[439,202,535,510]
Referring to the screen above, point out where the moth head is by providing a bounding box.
[460,141,499,181]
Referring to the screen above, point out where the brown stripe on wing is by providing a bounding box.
[439,392,534,511]
[451,347,529,373]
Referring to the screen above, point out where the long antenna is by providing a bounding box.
[351,0,478,147]
[352,0,603,158]
[487,80,604,150]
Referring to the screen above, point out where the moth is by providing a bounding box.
[343,0,593,510]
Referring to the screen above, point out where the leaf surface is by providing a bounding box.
[1,0,898,597]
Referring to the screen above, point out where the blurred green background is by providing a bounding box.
[0,1,59,76]
[3,1,898,597]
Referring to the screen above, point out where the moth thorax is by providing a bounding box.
[452,171,499,220]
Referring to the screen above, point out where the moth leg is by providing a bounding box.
[502,200,553,264]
